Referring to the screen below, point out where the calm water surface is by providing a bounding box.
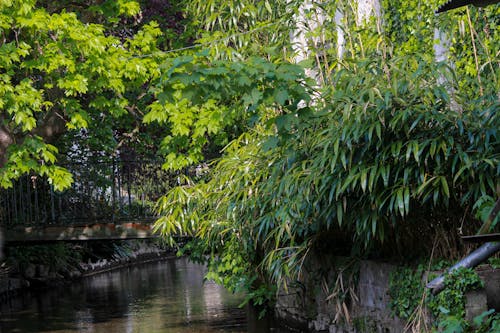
[0,257,285,333]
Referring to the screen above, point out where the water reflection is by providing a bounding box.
[0,258,248,333]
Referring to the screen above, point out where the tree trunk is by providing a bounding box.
[0,111,67,169]
[32,110,68,143]
[0,123,14,169]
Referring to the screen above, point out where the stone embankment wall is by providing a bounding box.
[275,258,499,332]
[0,241,174,302]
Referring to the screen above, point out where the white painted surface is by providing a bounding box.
[356,0,382,26]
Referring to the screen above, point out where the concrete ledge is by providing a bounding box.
[0,241,175,302]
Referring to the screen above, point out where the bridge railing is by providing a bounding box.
[0,159,180,227]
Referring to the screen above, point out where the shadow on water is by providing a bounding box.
[0,258,296,333]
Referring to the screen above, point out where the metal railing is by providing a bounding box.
[0,159,179,227]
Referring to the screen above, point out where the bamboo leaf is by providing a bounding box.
[417,176,437,196]
[361,170,367,193]
[440,176,450,198]
[382,165,390,187]
[412,141,419,163]
[371,213,377,236]
[368,166,377,192]
[404,187,410,214]
[430,141,437,157]
[375,122,382,140]
[397,188,405,217]
[337,202,343,227]
[405,142,412,162]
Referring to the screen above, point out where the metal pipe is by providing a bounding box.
[426,241,500,294]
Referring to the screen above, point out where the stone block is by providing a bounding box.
[358,260,396,311]
[355,260,407,333]
[477,267,500,310]
[330,323,357,333]
[312,313,330,331]
[465,290,488,322]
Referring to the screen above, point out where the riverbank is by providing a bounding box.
[0,257,251,333]
[0,240,176,302]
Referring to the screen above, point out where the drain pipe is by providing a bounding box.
[426,241,500,295]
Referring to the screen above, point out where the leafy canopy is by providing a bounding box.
[154,56,499,291]
[145,53,313,170]
[151,0,499,310]
[0,0,162,190]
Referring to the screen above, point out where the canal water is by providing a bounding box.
[0,257,291,333]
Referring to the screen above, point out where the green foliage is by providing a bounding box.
[389,265,498,332]
[41,0,140,22]
[0,0,162,190]
[155,54,498,307]
[382,0,500,99]
[472,310,500,333]
[204,237,276,310]
[146,54,312,170]
[488,257,500,269]
[2,0,498,317]
[428,267,484,320]
[381,0,442,57]
[182,0,298,59]
[7,243,83,270]
[388,265,425,319]
[154,128,290,311]
[436,309,499,333]
[474,196,500,233]
[0,137,73,191]
[302,57,498,246]
[149,2,499,308]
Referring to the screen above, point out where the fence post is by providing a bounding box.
[50,185,56,224]
[34,177,39,224]
[112,158,116,222]
[117,161,123,215]
[26,176,32,224]
[12,185,18,224]
[127,162,132,215]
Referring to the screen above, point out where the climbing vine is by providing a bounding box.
[428,267,484,320]
[389,265,499,332]
[388,265,426,320]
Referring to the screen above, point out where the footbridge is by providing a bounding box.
[0,159,179,243]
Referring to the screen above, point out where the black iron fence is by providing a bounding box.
[0,159,180,227]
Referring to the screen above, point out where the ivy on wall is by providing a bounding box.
[389,266,499,332]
